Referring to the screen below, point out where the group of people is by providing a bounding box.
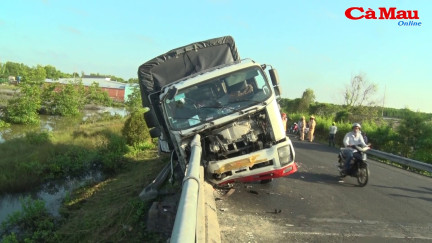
[283,115,316,142]
[282,112,370,174]
[301,116,316,142]
[290,115,316,142]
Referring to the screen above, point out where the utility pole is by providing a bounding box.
[382,85,386,117]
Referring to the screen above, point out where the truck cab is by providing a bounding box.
[138,37,297,185]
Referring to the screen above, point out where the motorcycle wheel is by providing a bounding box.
[357,166,369,187]
[337,157,345,176]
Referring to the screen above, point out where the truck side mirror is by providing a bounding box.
[269,68,282,96]
[149,127,161,138]
[144,110,159,128]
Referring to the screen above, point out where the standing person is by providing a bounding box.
[293,122,298,134]
[299,116,306,141]
[308,116,316,142]
[342,123,367,174]
[329,122,338,147]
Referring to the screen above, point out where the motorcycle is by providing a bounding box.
[337,145,370,187]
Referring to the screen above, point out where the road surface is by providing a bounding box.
[215,136,432,242]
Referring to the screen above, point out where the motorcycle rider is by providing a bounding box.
[341,123,367,175]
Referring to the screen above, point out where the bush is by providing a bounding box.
[43,83,84,116]
[122,110,151,146]
[25,131,51,145]
[1,197,60,242]
[48,146,96,176]
[3,84,41,124]
[0,119,10,128]
[96,130,129,173]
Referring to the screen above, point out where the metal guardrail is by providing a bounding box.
[166,141,432,242]
[171,134,202,243]
[166,143,431,242]
[367,149,432,173]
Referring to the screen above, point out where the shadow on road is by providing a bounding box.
[372,184,432,202]
[289,171,358,186]
[288,170,373,188]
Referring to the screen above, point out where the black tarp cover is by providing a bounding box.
[138,36,239,106]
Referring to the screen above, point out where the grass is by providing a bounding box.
[1,116,173,242]
[0,119,129,194]
[1,153,171,242]
[56,153,169,242]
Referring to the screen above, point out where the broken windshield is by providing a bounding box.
[163,66,272,130]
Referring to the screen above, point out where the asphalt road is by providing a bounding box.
[215,136,432,243]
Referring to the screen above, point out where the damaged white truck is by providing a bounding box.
[138,36,297,185]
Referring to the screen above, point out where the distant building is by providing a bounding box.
[45,77,138,102]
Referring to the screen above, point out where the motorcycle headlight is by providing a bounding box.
[278,145,292,166]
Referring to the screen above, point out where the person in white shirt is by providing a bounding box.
[329,122,338,147]
[342,123,367,173]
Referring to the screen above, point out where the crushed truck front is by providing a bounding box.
[158,59,297,185]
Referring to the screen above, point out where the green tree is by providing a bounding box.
[298,88,315,112]
[309,103,343,118]
[2,62,28,80]
[27,65,46,83]
[278,98,300,114]
[125,87,143,113]
[41,82,84,116]
[335,110,350,123]
[0,62,5,78]
[127,78,139,84]
[3,84,41,124]
[55,83,84,116]
[397,110,432,161]
[85,82,112,106]
[44,65,61,80]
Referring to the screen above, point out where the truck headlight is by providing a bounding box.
[278,145,291,166]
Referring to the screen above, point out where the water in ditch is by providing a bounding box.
[0,106,127,225]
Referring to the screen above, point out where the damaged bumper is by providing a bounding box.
[206,141,297,185]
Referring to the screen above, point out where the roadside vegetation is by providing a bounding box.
[1,61,431,241]
[0,113,171,242]
[280,74,432,165]
[0,61,168,241]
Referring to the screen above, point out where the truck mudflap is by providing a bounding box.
[216,162,298,185]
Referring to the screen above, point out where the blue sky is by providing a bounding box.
[1,0,431,113]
